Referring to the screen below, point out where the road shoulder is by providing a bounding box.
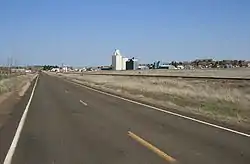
[0,76,37,163]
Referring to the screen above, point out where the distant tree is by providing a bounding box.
[43,65,59,70]
[239,60,243,67]
[239,60,247,67]
[233,60,238,66]
[171,61,178,67]
[212,61,218,68]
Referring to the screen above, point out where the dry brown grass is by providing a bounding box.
[89,68,250,78]
[56,72,250,127]
[0,74,35,95]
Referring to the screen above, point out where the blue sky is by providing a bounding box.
[0,0,250,66]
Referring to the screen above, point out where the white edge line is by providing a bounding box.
[68,80,250,138]
[80,100,87,106]
[3,75,39,164]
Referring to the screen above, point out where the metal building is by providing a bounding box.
[126,58,138,70]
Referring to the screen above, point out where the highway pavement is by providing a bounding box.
[1,73,250,164]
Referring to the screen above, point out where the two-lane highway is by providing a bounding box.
[3,73,250,164]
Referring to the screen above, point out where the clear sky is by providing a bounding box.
[0,0,250,66]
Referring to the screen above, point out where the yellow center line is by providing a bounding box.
[128,131,177,163]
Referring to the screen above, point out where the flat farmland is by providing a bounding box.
[88,68,250,78]
[55,68,250,129]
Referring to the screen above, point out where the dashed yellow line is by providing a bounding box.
[128,131,176,163]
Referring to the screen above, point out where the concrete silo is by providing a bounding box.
[112,49,123,70]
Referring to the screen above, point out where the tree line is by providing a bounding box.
[43,65,59,70]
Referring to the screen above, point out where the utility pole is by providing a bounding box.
[7,57,10,76]
[14,59,17,68]
[7,56,14,77]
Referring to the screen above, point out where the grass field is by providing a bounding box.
[87,68,250,78]
[0,74,34,95]
[0,72,25,80]
[57,71,250,128]
[0,74,8,80]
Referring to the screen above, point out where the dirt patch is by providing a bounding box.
[0,92,12,106]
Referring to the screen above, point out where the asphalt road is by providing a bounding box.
[2,73,250,164]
